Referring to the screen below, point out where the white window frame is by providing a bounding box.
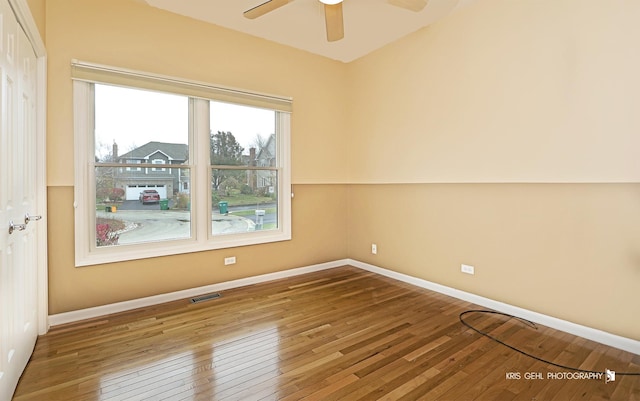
[73,61,292,267]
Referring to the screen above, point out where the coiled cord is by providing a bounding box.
[459,310,640,377]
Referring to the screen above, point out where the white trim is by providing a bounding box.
[71,60,293,113]
[48,258,640,356]
[73,81,94,265]
[49,259,349,326]
[74,83,292,267]
[9,0,49,335]
[9,0,45,55]
[348,259,640,356]
[35,54,47,335]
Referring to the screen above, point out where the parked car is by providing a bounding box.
[139,189,160,204]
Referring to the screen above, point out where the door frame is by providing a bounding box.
[10,0,48,334]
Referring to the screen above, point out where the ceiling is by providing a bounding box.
[140,0,476,63]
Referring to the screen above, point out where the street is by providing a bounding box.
[97,201,276,245]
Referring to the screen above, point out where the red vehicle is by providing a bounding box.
[139,189,160,204]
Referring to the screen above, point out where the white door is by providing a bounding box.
[0,0,40,398]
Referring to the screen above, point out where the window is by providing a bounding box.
[151,159,166,172]
[125,159,142,171]
[210,101,281,234]
[73,61,292,266]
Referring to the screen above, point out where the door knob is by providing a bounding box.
[8,221,27,235]
[24,213,42,224]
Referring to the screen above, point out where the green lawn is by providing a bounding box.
[231,208,277,217]
[95,193,275,210]
[218,193,275,207]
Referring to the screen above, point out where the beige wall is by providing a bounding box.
[46,0,350,185]
[347,184,640,340]
[48,185,348,313]
[41,0,640,341]
[45,0,350,313]
[347,0,640,183]
[346,0,640,340]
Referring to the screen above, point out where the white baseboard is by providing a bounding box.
[48,259,349,327]
[348,259,640,356]
[49,258,639,356]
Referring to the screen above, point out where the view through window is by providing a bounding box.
[94,84,190,247]
[93,85,280,249]
[73,62,292,266]
[210,101,278,235]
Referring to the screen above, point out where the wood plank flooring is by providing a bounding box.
[13,266,640,400]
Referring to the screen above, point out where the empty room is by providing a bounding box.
[1,0,639,400]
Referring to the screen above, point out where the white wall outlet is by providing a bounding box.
[461,264,474,275]
[371,243,377,254]
[224,256,236,265]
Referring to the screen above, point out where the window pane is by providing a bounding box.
[94,84,189,163]
[212,169,278,236]
[94,84,191,248]
[209,101,276,167]
[209,101,278,237]
[95,169,191,247]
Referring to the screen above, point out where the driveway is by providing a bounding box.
[97,208,255,245]
[115,200,169,211]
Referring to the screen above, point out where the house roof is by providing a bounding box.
[257,134,276,160]
[118,141,188,161]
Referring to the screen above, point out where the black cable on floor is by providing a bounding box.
[459,309,640,377]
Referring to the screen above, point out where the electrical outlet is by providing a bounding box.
[371,243,377,254]
[461,264,474,275]
[224,256,236,265]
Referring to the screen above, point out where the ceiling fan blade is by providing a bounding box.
[244,0,292,19]
[324,3,344,42]
[388,0,428,12]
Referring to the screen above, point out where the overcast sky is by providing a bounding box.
[94,84,275,159]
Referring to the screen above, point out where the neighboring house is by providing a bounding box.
[241,137,276,193]
[115,141,189,200]
[255,134,276,192]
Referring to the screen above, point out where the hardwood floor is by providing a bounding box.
[13,266,640,400]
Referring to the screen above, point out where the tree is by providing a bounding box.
[95,141,136,202]
[210,131,245,191]
[95,140,117,202]
[251,133,267,151]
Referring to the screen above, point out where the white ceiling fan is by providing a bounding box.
[244,0,428,42]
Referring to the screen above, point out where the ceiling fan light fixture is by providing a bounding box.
[319,0,343,4]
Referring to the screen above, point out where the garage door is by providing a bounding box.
[126,185,167,200]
